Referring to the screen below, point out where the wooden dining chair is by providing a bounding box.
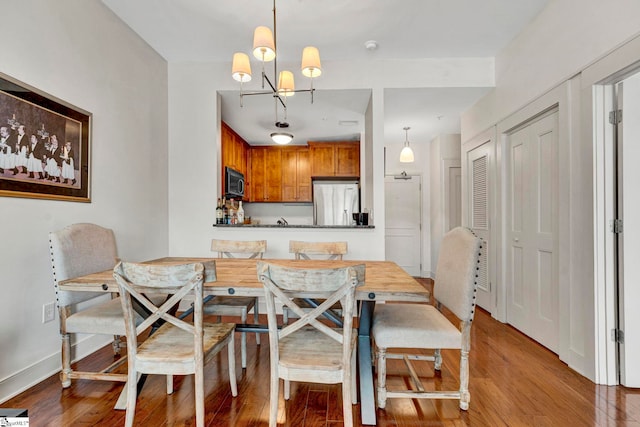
[113,261,237,427]
[371,226,482,410]
[257,261,364,427]
[204,239,266,368]
[283,240,348,324]
[49,222,142,388]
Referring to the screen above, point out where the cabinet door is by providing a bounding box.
[281,147,311,202]
[310,143,335,177]
[264,147,282,202]
[249,147,266,202]
[297,148,311,201]
[281,148,298,202]
[335,142,360,176]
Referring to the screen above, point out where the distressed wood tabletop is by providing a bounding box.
[59,257,429,303]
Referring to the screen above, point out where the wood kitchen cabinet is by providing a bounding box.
[309,141,360,178]
[281,147,311,202]
[249,146,282,202]
[221,121,249,196]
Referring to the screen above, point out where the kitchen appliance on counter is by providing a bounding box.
[313,180,359,226]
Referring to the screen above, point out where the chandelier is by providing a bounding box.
[231,0,322,144]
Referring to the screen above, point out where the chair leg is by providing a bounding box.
[342,381,353,427]
[60,333,72,388]
[228,334,238,396]
[434,348,443,370]
[167,375,173,394]
[376,347,387,409]
[124,366,137,427]
[284,379,290,400]
[254,298,260,345]
[112,335,122,356]
[459,348,470,410]
[240,308,248,369]
[195,362,204,427]
[282,307,289,325]
[350,347,357,404]
[269,374,279,427]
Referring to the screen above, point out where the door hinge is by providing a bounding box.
[612,329,625,344]
[610,219,623,234]
[609,109,622,125]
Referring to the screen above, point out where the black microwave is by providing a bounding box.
[225,167,245,198]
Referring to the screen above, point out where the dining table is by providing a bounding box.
[59,257,430,426]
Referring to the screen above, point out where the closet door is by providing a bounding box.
[506,110,559,353]
[468,143,491,311]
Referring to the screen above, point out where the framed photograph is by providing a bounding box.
[0,73,91,202]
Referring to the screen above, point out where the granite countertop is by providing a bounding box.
[213,224,374,229]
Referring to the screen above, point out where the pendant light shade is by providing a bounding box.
[231,52,252,83]
[301,46,322,78]
[271,132,294,144]
[277,70,295,96]
[252,26,276,62]
[399,127,415,163]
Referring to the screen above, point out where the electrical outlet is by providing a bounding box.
[43,302,56,323]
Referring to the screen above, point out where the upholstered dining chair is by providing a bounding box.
[257,261,364,427]
[371,226,482,410]
[204,239,266,368]
[113,261,237,427]
[283,240,348,324]
[49,222,142,388]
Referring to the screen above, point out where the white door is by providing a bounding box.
[467,143,491,311]
[617,70,640,387]
[506,110,559,353]
[385,175,421,276]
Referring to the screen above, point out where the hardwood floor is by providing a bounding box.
[4,279,640,426]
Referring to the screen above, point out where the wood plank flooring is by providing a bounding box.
[4,279,640,426]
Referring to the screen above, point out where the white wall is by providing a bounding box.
[461,0,640,381]
[429,134,461,276]
[167,59,492,266]
[0,0,168,402]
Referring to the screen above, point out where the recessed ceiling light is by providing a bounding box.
[364,40,378,51]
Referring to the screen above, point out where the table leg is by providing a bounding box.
[358,300,376,425]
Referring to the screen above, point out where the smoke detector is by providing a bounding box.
[364,40,378,51]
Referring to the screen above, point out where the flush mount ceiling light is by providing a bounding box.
[270,132,294,144]
[231,0,322,144]
[399,127,415,163]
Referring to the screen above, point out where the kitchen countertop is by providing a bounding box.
[213,224,374,229]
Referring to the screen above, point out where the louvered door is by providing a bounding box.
[468,142,491,311]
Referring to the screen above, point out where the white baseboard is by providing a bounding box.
[0,334,113,404]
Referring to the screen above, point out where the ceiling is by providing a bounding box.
[102,0,549,146]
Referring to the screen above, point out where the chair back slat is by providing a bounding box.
[257,261,364,346]
[113,262,207,351]
[433,227,483,321]
[289,241,347,260]
[211,239,266,259]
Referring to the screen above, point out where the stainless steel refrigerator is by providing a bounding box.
[313,181,360,226]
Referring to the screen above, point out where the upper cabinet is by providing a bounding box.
[309,141,360,177]
[221,121,249,196]
[281,147,311,202]
[221,123,360,203]
[249,146,282,202]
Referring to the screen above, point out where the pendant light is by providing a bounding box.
[399,127,415,163]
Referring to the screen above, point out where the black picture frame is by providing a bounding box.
[0,73,91,202]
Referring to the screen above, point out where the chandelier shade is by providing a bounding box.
[301,46,322,78]
[277,71,295,96]
[252,26,276,62]
[231,53,252,83]
[399,127,415,163]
